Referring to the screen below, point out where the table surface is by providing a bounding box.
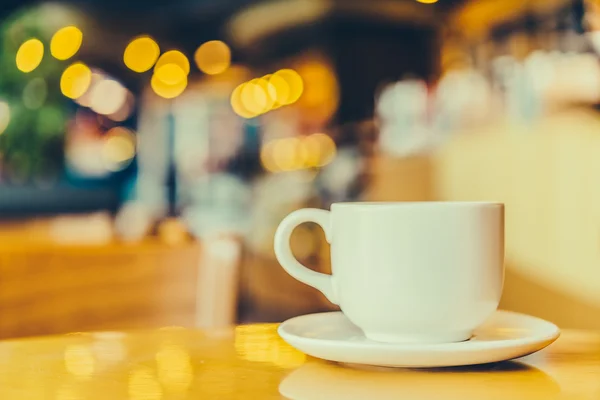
[0,325,599,399]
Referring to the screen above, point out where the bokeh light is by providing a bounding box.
[22,78,47,110]
[102,127,136,171]
[297,62,337,107]
[155,50,190,76]
[50,26,83,60]
[60,62,92,99]
[151,73,187,99]
[124,36,160,73]
[234,325,306,369]
[309,133,336,166]
[301,133,321,167]
[416,0,438,3]
[155,63,186,85]
[107,92,134,122]
[295,60,339,124]
[256,77,276,111]
[274,69,303,105]
[194,40,231,75]
[16,38,44,73]
[230,69,303,118]
[260,133,337,173]
[241,79,268,115]
[90,79,128,115]
[230,83,255,119]
[259,139,277,172]
[275,137,304,171]
[74,72,103,107]
[267,74,290,108]
[0,102,10,135]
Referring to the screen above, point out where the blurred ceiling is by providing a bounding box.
[1,0,468,30]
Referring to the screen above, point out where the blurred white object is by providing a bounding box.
[434,68,492,131]
[114,202,155,242]
[50,212,113,245]
[318,148,362,202]
[494,56,540,123]
[377,80,428,122]
[588,31,600,55]
[66,141,109,178]
[541,51,600,108]
[195,235,242,329]
[182,173,251,239]
[376,80,435,157]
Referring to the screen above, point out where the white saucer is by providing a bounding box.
[278,310,560,368]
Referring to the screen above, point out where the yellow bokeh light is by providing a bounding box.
[102,127,136,171]
[90,79,128,115]
[155,50,190,76]
[51,26,83,61]
[416,0,438,3]
[16,38,44,73]
[311,133,336,166]
[297,62,337,106]
[0,101,10,135]
[241,79,268,115]
[231,69,303,118]
[261,133,336,173]
[234,325,306,369]
[273,137,303,171]
[256,77,276,112]
[64,345,95,378]
[155,63,186,85]
[260,139,278,172]
[274,69,303,105]
[151,73,187,99]
[124,36,160,73]
[267,73,290,107]
[60,62,92,99]
[301,134,321,167]
[230,83,256,119]
[296,61,339,124]
[194,40,231,75]
[75,72,103,107]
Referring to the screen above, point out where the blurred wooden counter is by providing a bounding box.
[0,218,201,339]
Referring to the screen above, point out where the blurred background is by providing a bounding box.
[1,0,599,339]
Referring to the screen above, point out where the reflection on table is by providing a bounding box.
[0,324,599,399]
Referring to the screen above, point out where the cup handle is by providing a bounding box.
[274,209,338,305]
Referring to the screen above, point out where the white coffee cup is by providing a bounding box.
[274,202,504,344]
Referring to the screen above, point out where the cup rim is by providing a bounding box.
[331,201,504,209]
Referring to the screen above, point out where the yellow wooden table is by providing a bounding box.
[0,325,598,399]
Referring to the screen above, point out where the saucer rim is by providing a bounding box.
[278,310,561,351]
